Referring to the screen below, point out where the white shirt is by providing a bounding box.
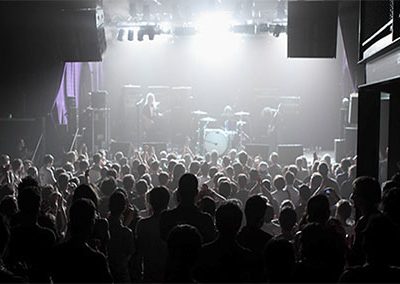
[39,166,56,186]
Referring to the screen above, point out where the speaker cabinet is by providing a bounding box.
[110,141,133,157]
[288,1,338,58]
[277,144,304,166]
[245,144,270,161]
[335,138,346,162]
[142,142,168,155]
[58,8,106,61]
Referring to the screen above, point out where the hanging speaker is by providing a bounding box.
[288,1,338,58]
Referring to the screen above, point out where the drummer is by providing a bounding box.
[221,105,237,132]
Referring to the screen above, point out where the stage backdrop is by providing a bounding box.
[101,25,353,149]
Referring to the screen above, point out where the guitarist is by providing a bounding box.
[142,92,162,140]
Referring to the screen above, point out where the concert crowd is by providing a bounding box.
[0,146,399,283]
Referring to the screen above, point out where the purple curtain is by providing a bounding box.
[55,62,82,124]
[55,61,103,125]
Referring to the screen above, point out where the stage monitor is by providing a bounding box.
[288,1,338,58]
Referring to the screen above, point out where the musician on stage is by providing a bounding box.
[222,105,237,131]
[142,92,161,140]
[261,104,280,150]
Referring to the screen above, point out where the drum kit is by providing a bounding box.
[191,109,251,155]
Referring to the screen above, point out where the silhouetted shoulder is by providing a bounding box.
[51,241,112,283]
[340,265,400,283]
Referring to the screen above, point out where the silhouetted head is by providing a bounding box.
[340,158,352,173]
[306,194,330,224]
[288,165,298,178]
[109,190,127,217]
[218,181,231,199]
[299,184,311,203]
[382,187,400,225]
[27,166,39,179]
[245,195,267,228]
[0,155,10,167]
[137,164,147,177]
[122,174,135,191]
[363,214,400,265]
[222,156,231,168]
[177,173,198,205]
[43,154,54,166]
[284,171,295,186]
[136,179,148,196]
[238,151,248,165]
[69,198,96,239]
[173,163,186,181]
[93,153,102,165]
[216,202,242,238]
[279,206,297,233]
[351,176,381,215]
[72,184,99,208]
[310,173,323,190]
[11,158,22,172]
[158,171,169,186]
[270,152,279,164]
[0,194,16,217]
[249,168,259,181]
[198,196,216,217]
[100,177,117,197]
[57,173,69,191]
[167,224,202,268]
[189,161,200,175]
[148,186,170,214]
[296,156,304,169]
[335,199,352,223]
[18,186,41,216]
[211,150,218,164]
[273,175,285,191]
[200,162,210,176]
[318,162,329,177]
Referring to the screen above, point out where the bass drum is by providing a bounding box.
[204,129,229,156]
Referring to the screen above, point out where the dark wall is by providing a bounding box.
[0,3,65,118]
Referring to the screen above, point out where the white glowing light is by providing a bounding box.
[195,11,233,36]
[159,22,172,34]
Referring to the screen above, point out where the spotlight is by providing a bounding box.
[256,23,269,34]
[195,12,232,36]
[173,26,196,36]
[148,28,155,40]
[232,24,256,34]
[117,28,125,41]
[272,24,284,37]
[137,29,144,41]
[128,29,134,41]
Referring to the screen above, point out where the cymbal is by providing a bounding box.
[200,117,217,122]
[237,120,247,126]
[192,110,207,116]
[235,111,250,116]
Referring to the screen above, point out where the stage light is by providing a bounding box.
[159,22,172,34]
[256,23,269,34]
[195,11,232,36]
[148,28,155,40]
[128,29,134,41]
[137,29,144,41]
[117,28,125,41]
[232,24,256,34]
[272,24,284,37]
[173,26,197,36]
